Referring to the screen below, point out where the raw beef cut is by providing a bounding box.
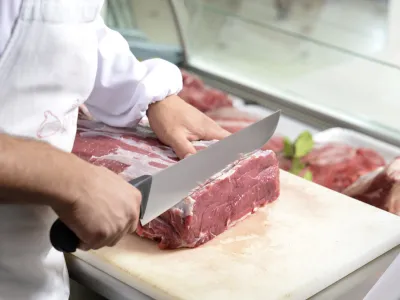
[179,70,233,112]
[137,150,280,249]
[72,119,213,180]
[263,138,386,192]
[72,119,280,249]
[206,107,262,133]
[263,136,293,171]
[263,135,285,153]
[343,158,400,215]
[181,70,205,89]
[302,144,385,192]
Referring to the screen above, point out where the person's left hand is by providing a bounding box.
[147,95,230,159]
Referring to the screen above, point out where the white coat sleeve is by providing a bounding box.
[84,17,183,128]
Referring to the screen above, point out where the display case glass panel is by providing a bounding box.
[179,0,400,143]
[104,0,400,144]
[103,0,184,63]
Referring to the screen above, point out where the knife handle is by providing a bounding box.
[49,175,152,253]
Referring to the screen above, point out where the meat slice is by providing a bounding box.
[73,119,214,180]
[72,119,280,249]
[263,136,293,171]
[263,135,285,153]
[302,144,386,192]
[179,70,233,112]
[263,138,386,193]
[343,158,400,215]
[181,70,204,89]
[206,107,262,133]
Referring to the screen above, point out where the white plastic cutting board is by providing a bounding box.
[74,171,400,300]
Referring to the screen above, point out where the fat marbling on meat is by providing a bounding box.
[72,119,280,249]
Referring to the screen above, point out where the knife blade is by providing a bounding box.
[50,110,280,252]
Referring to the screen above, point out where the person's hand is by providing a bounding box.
[52,165,142,251]
[147,95,230,159]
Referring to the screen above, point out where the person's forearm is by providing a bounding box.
[0,133,86,208]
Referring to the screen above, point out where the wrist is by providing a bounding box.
[0,134,89,209]
[147,94,182,116]
[44,154,93,212]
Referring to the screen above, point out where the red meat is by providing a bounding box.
[262,138,386,193]
[303,144,386,192]
[181,70,204,89]
[263,136,285,153]
[72,119,280,249]
[136,150,280,249]
[206,107,262,133]
[178,70,233,112]
[343,158,400,214]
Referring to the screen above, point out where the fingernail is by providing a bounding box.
[184,153,192,159]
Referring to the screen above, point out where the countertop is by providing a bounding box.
[68,246,400,300]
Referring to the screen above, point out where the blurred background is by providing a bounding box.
[100,0,400,144]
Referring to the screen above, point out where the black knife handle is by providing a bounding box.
[50,175,153,253]
[131,175,152,220]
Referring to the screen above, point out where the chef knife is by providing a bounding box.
[50,110,281,253]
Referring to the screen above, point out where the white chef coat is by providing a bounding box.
[0,0,182,299]
[0,0,183,127]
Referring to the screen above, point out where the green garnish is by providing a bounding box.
[283,131,314,181]
[294,131,314,158]
[283,137,294,158]
[303,170,313,181]
[289,157,305,175]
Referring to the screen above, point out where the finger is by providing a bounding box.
[83,229,111,251]
[79,104,93,120]
[105,216,139,248]
[86,238,107,251]
[169,134,197,160]
[203,123,231,141]
[128,218,140,234]
[78,243,91,251]
[203,128,231,141]
[104,230,127,248]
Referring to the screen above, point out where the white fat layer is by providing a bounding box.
[219,234,259,244]
[173,197,196,217]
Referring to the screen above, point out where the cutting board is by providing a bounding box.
[74,171,400,300]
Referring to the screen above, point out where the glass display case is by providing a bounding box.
[102,0,184,64]
[102,0,400,146]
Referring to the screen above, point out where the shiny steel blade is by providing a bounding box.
[140,110,281,225]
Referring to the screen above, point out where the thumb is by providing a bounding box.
[169,133,197,160]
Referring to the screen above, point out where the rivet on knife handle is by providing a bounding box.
[49,175,152,253]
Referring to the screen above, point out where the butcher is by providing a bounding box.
[0,1,230,299]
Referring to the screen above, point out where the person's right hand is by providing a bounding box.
[53,165,142,251]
